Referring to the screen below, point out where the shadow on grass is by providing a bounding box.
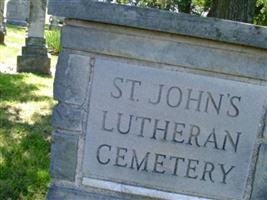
[0,73,52,102]
[0,72,54,199]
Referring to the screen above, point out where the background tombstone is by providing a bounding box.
[5,0,29,26]
[48,15,64,30]
[17,0,50,74]
[47,1,267,200]
[0,0,5,44]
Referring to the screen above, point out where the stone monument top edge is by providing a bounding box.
[48,0,267,50]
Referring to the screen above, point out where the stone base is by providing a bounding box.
[0,31,4,44]
[17,37,51,74]
[47,185,157,200]
[47,186,126,200]
[6,19,28,27]
[17,55,51,74]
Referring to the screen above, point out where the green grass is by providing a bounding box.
[0,73,54,200]
[5,25,26,46]
[0,45,20,69]
[6,24,26,35]
[0,25,25,68]
[45,29,62,55]
[0,25,56,199]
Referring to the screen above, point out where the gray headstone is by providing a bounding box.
[27,0,46,38]
[5,0,29,26]
[47,1,267,200]
[17,0,51,74]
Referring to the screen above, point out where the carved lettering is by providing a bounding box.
[101,110,242,153]
[96,144,111,165]
[111,77,123,99]
[95,144,236,185]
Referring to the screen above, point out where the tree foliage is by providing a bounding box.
[254,0,267,25]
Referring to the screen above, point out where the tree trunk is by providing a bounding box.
[0,0,5,44]
[208,0,256,23]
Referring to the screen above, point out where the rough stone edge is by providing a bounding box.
[242,101,267,199]
[48,0,267,50]
[48,50,94,199]
[250,144,267,200]
[53,51,92,106]
[47,184,129,200]
[50,130,79,182]
[250,103,267,199]
[52,102,84,132]
[47,183,170,200]
[74,55,95,186]
[82,177,210,200]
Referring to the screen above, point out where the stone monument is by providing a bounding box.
[47,1,267,200]
[0,0,5,44]
[5,0,29,26]
[17,0,50,74]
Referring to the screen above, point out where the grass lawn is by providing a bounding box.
[0,25,57,199]
[0,25,25,70]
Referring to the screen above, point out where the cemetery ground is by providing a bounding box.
[0,25,58,199]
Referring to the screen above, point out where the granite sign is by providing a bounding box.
[82,58,266,200]
[47,1,267,200]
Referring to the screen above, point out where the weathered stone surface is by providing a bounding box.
[47,185,130,200]
[17,55,51,74]
[54,52,91,105]
[48,1,267,200]
[61,22,267,81]
[28,0,47,38]
[6,0,29,26]
[20,38,49,56]
[82,57,267,200]
[251,144,267,200]
[22,46,48,56]
[17,55,50,72]
[17,37,51,74]
[50,131,79,181]
[52,102,83,132]
[48,0,267,50]
[82,177,208,200]
[25,37,46,47]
